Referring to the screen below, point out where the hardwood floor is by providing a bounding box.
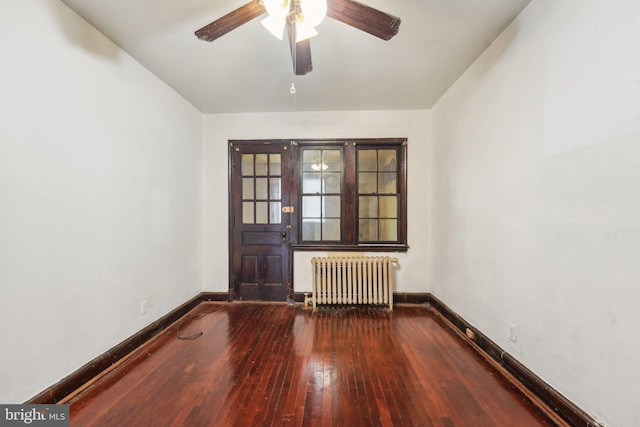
[65,303,565,426]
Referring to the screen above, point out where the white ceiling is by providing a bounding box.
[60,0,531,114]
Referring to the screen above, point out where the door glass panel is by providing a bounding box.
[322,173,341,193]
[323,219,341,240]
[323,150,341,171]
[303,172,321,193]
[358,173,377,193]
[323,196,341,217]
[380,219,398,241]
[242,202,254,224]
[270,178,281,200]
[379,173,397,193]
[270,202,281,224]
[256,202,268,224]
[241,154,254,176]
[255,154,268,175]
[242,178,254,200]
[359,196,378,218]
[241,151,283,226]
[359,219,378,241]
[358,150,377,171]
[379,196,397,218]
[255,178,268,200]
[303,150,321,171]
[269,154,281,175]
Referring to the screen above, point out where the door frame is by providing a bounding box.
[228,139,296,302]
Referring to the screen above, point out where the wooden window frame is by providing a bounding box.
[291,138,408,252]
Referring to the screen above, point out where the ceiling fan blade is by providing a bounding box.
[195,0,265,42]
[327,0,400,41]
[287,22,313,75]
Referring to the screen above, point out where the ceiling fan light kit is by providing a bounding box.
[195,0,400,75]
[295,0,328,41]
[261,13,287,40]
[261,0,290,39]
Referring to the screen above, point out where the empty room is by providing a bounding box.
[1,0,638,426]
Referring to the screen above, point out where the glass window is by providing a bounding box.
[300,148,342,241]
[357,148,399,243]
[295,139,407,249]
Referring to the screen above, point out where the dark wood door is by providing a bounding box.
[229,141,292,301]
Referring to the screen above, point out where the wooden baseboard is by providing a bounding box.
[200,292,230,302]
[393,292,430,304]
[27,292,228,404]
[428,294,599,427]
[290,292,308,303]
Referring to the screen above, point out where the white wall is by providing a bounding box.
[0,1,202,403]
[431,0,640,425]
[203,110,430,294]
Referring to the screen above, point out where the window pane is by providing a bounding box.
[269,154,281,175]
[303,172,321,193]
[270,178,281,200]
[256,202,268,224]
[302,196,321,217]
[379,172,397,194]
[358,172,377,193]
[323,219,341,240]
[323,150,341,171]
[359,196,378,218]
[358,150,377,171]
[323,196,341,217]
[242,178,254,200]
[303,150,321,171]
[302,219,321,240]
[323,173,341,193]
[379,196,397,218]
[241,154,254,176]
[359,219,378,241]
[255,154,268,175]
[255,178,268,199]
[380,219,398,241]
[242,202,254,224]
[378,150,397,171]
[270,202,281,224]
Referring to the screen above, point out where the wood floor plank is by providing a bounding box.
[66,303,565,427]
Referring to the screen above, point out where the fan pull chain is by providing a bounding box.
[290,83,297,104]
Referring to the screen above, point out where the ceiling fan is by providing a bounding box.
[195,0,400,75]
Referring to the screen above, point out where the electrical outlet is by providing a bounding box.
[141,300,149,315]
[508,322,517,343]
